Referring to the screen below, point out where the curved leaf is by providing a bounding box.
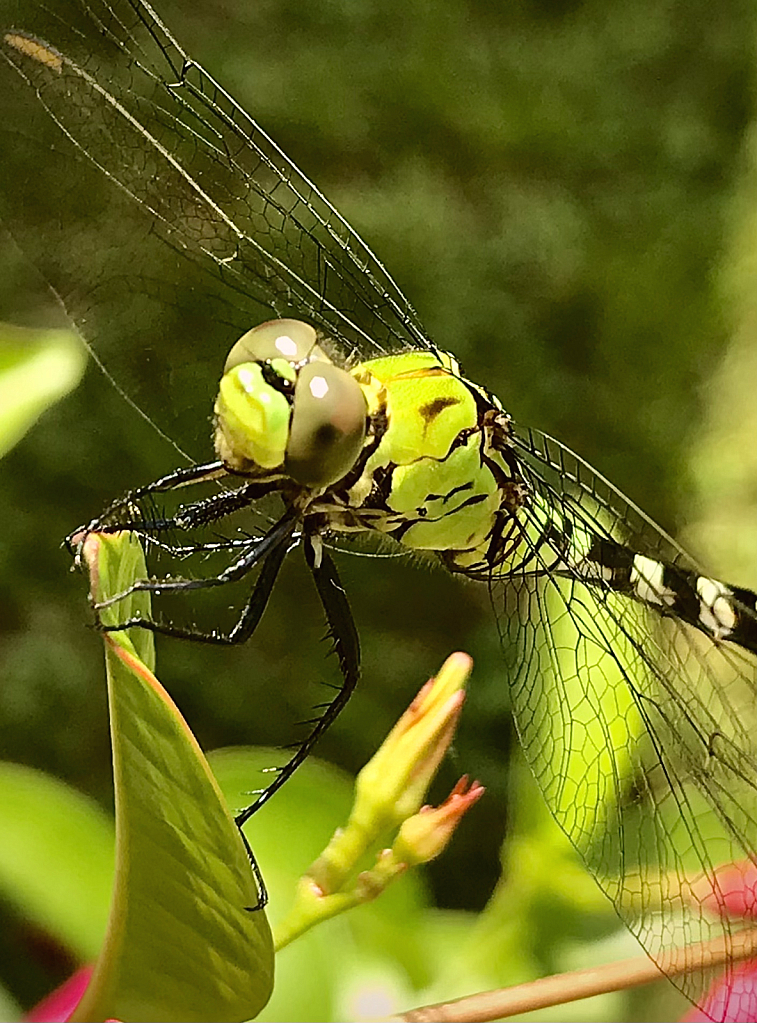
[72,532,273,1023]
[0,323,85,458]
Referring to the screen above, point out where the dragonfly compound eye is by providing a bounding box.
[215,323,367,483]
[224,318,328,373]
[285,361,367,488]
[214,360,294,471]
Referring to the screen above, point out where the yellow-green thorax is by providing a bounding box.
[330,349,523,571]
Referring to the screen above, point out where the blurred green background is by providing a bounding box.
[0,0,755,1018]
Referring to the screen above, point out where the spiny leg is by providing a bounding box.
[96,506,298,610]
[128,484,270,537]
[125,534,267,561]
[128,477,286,538]
[82,478,287,592]
[237,818,269,912]
[65,461,229,550]
[107,459,228,500]
[235,536,360,826]
[99,522,293,644]
[90,480,282,547]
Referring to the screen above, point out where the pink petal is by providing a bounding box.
[689,863,757,920]
[25,965,93,1023]
[681,959,757,1023]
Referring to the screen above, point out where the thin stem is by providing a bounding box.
[380,927,757,1022]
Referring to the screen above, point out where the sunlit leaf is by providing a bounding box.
[71,532,274,1023]
[0,323,85,458]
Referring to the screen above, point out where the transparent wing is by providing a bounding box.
[500,425,757,1007]
[0,0,432,458]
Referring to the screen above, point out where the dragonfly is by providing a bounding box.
[2,0,756,1014]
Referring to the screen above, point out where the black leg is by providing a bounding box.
[237,821,269,912]
[98,461,228,513]
[235,536,361,826]
[125,534,264,560]
[100,525,292,645]
[96,506,298,607]
[109,478,285,536]
[93,483,284,544]
[227,537,291,643]
[65,461,229,551]
[115,484,264,536]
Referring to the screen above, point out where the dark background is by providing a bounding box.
[0,0,754,1010]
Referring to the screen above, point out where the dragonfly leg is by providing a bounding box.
[65,460,229,550]
[90,477,281,542]
[95,505,298,609]
[234,536,360,825]
[106,459,228,500]
[117,481,276,539]
[237,813,268,912]
[99,522,292,645]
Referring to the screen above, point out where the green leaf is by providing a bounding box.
[212,748,429,1023]
[0,323,86,458]
[0,762,113,959]
[72,532,274,1023]
[86,530,156,673]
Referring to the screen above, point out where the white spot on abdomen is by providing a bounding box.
[697,576,737,640]
[630,555,675,608]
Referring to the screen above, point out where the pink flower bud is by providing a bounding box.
[392,776,485,866]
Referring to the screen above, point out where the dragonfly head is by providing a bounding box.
[214,319,367,488]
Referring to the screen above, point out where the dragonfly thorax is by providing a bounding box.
[297,347,531,577]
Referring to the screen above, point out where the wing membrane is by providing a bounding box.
[500,426,757,1005]
[0,0,431,455]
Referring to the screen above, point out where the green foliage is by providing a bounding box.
[78,534,273,1022]
[0,323,84,458]
[0,529,646,1020]
[214,748,433,1023]
[0,763,113,961]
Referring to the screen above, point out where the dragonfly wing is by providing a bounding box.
[498,425,757,1006]
[0,0,430,457]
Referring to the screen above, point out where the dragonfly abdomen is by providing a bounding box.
[569,536,757,653]
[324,348,757,656]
